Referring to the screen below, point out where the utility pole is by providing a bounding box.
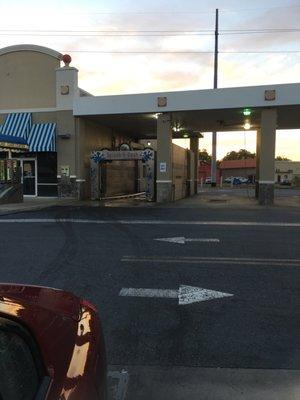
[211,8,219,187]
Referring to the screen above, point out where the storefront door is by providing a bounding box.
[21,159,37,196]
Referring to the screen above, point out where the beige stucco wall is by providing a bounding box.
[31,110,77,182]
[0,51,59,109]
[31,111,57,124]
[0,111,58,126]
[76,117,112,198]
[56,110,76,176]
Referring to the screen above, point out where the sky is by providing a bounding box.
[1,0,300,160]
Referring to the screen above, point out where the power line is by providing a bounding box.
[0,29,214,33]
[62,51,214,54]
[1,28,300,37]
[222,28,300,33]
[1,28,299,32]
[8,4,298,14]
[0,33,214,37]
[0,29,214,36]
[222,51,300,53]
[60,50,300,54]
[222,28,300,31]
[221,4,300,13]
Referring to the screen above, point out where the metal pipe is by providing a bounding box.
[211,9,219,187]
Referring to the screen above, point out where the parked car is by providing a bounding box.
[205,177,212,184]
[224,177,232,183]
[232,177,241,185]
[225,177,248,185]
[238,177,248,184]
[280,179,291,186]
[0,284,107,399]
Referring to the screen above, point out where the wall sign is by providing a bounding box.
[265,89,276,101]
[157,96,167,107]
[91,149,153,162]
[60,85,70,95]
[159,162,167,173]
[61,165,70,177]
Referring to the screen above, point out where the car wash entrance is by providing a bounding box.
[90,149,155,201]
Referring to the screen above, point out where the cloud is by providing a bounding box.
[1,0,300,94]
[221,5,300,52]
[1,0,299,159]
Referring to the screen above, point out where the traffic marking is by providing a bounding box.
[119,285,233,305]
[0,218,300,227]
[155,237,220,244]
[121,256,300,267]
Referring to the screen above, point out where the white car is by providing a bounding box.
[224,177,233,183]
[238,177,248,184]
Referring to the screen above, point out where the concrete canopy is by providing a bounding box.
[74,82,300,138]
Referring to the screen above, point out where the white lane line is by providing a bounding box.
[122,256,300,262]
[121,256,300,267]
[155,237,220,244]
[119,285,234,305]
[0,218,300,227]
[120,287,178,299]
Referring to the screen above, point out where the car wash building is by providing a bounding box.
[1,44,300,205]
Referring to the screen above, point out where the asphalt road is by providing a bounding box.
[0,205,300,399]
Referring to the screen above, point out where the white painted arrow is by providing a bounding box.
[119,285,233,305]
[155,237,220,244]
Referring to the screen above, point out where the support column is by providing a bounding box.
[187,150,195,196]
[156,114,173,202]
[56,110,77,198]
[190,137,199,194]
[56,57,80,198]
[258,109,277,205]
[255,129,261,198]
[211,131,217,186]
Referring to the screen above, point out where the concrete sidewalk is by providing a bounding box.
[171,190,300,208]
[0,189,299,215]
[0,197,78,216]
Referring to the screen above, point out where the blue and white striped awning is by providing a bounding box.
[27,123,56,152]
[0,113,56,152]
[1,112,32,139]
[0,118,29,151]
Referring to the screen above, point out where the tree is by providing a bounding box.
[275,156,291,161]
[198,149,212,163]
[222,149,255,161]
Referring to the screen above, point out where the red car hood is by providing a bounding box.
[0,283,105,399]
[0,283,81,320]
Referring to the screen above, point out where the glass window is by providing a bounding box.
[37,153,57,184]
[0,160,5,181]
[37,184,58,197]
